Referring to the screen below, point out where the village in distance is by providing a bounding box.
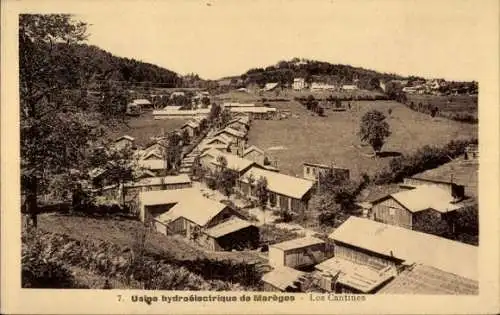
[20,14,479,295]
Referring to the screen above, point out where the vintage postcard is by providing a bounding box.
[1,0,499,314]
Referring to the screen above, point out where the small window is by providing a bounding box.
[389,208,395,216]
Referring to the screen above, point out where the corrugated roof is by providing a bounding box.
[389,185,461,213]
[204,217,255,238]
[261,267,306,291]
[155,194,229,227]
[378,264,478,295]
[270,236,325,251]
[330,216,478,280]
[126,175,191,188]
[315,257,394,293]
[240,167,314,199]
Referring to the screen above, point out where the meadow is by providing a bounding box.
[406,94,478,119]
[105,111,187,147]
[246,99,478,180]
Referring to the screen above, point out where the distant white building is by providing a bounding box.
[342,85,358,91]
[293,78,306,90]
[310,82,335,91]
[263,82,280,91]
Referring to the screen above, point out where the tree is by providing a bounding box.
[181,129,191,145]
[20,14,104,228]
[218,170,237,198]
[254,177,269,211]
[413,211,453,239]
[309,194,341,226]
[358,110,391,156]
[165,132,182,173]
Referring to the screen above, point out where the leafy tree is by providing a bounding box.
[181,129,190,145]
[359,110,391,156]
[413,211,453,239]
[309,194,340,226]
[219,108,232,128]
[216,155,228,170]
[20,14,103,228]
[165,132,182,173]
[254,177,269,210]
[208,103,221,126]
[216,170,237,198]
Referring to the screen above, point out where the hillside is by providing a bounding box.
[232,58,405,90]
[68,44,182,88]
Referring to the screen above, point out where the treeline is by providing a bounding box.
[47,43,182,89]
[373,138,478,185]
[240,58,403,90]
[385,84,478,124]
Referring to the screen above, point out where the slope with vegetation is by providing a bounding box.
[236,58,403,90]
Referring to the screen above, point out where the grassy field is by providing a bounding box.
[38,213,265,265]
[406,94,478,118]
[215,88,384,104]
[105,111,187,147]
[247,99,478,179]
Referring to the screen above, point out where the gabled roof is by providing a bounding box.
[156,194,229,227]
[240,167,314,199]
[205,135,233,145]
[126,175,191,188]
[329,216,478,280]
[263,82,279,91]
[214,127,246,139]
[132,99,152,105]
[204,217,255,238]
[141,150,163,160]
[270,236,325,251]
[243,145,265,157]
[182,120,200,129]
[116,135,135,142]
[262,267,306,291]
[202,150,255,172]
[138,159,166,170]
[140,188,196,206]
[379,185,462,214]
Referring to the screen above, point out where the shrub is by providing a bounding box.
[374,138,478,184]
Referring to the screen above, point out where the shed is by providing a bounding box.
[262,267,307,292]
[202,217,259,251]
[269,236,326,269]
[370,184,463,230]
[315,257,395,294]
[239,166,315,213]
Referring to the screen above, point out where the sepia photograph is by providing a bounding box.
[2,0,499,314]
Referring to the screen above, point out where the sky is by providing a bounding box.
[70,0,492,81]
